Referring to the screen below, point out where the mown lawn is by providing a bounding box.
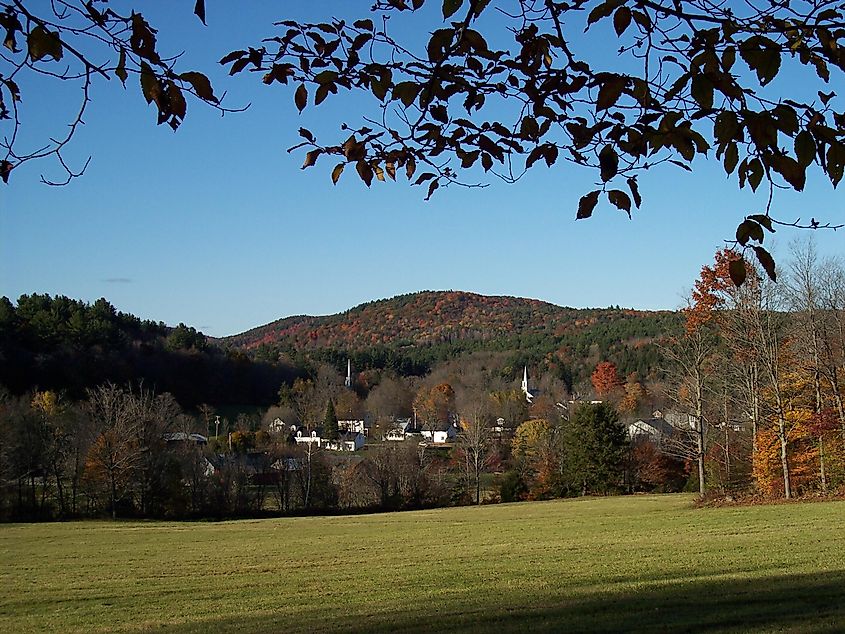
[1,495,844,633]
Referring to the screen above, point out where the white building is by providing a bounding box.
[293,429,366,451]
[338,419,367,435]
[421,422,458,444]
[522,366,538,404]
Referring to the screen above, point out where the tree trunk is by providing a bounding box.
[778,417,792,499]
[750,362,760,456]
[695,381,705,498]
[475,455,481,505]
[110,469,118,520]
[819,435,827,494]
[697,439,706,498]
[53,461,66,517]
[304,447,312,510]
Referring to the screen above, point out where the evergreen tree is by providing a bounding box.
[323,399,339,441]
[562,403,628,496]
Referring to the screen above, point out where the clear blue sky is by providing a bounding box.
[1,2,842,337]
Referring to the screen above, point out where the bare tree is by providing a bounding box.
[816,257,845,451]
[784,239,832,490]
[458,412,494,505]
[749,280,795,498]
[661,304,717,497]
[84,384,143,518]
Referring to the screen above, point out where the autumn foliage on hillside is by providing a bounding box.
[227,291,669,351]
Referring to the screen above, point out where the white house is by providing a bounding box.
[268,417,289,434]
[163,432,208,445]
[338,419,367,436]
[627,417,676,441]
[293,428,366,451]
[384,429,407,441]
[663,411,698,429]
[294,429,322,446]
[323,431,366,452]
[421,422,458,444]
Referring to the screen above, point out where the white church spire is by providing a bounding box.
[345,359,352,389]
[521,366,533,403]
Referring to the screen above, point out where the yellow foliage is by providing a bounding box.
[512,419,553,461]
[619,380,645,414]
[752,409,818,497]
[31,390,60,417]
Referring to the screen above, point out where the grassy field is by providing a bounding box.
[2,495,844,633]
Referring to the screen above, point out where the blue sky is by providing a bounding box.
[1,2,842,337]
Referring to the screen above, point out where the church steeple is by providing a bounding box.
[521,366,534,403]
[345,359,352,389]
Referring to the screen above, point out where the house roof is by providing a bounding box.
[427,422,456,432]
[630,418,676,437]
[163,432,208,444]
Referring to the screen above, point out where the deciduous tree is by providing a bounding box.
[8,1,845,270]
[591,361,622,398]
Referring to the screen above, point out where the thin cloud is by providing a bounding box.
[103,277,133,284]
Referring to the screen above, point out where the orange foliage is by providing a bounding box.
[752,410,820,496]
[685,248,742,333]
[413,382,455,424]
[591,361,622,397]
[619,378,646,414]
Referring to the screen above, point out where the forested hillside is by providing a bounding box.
[0,295,295,408]
[0,292,680,408]
[226,291,680,386]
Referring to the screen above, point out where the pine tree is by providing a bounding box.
[323,399,339,441]
[563,403,628,495]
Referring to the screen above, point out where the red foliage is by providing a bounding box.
[591,361,622,397]
[685,248,742,333]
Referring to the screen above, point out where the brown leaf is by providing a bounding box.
[302,150,320,169]
[587,0,624,27]
[608,189,631,217]
[356,160,373,187]
[735,219,763,246]
[443,0,464,19]
[167,82,187,121]
[626,177,641,208]
[728,258,747,287]
[752,246,776,281]
[613,7,632,36]
[193,0,206,25]
[179,72,218,103]
[331,163,345,185]
[597,75,626,111]
[577,190,601,219]
[295,84,307,113]
[27,25,62,62]
[139,61,160,105]
[115,48,128,85]
[0,160,13,183]
[599,145,619,182]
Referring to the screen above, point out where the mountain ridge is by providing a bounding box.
[224,290,676,355]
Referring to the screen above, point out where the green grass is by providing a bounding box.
[2,495,844,633]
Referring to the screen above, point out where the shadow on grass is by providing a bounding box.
[162,570,845,633]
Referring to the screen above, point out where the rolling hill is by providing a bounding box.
[224,291,680,381]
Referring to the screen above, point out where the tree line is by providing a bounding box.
[0,294,296,408]
[0,377,652,521]
[663,241,845,498]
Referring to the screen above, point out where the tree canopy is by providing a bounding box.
[4,0,844,276]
